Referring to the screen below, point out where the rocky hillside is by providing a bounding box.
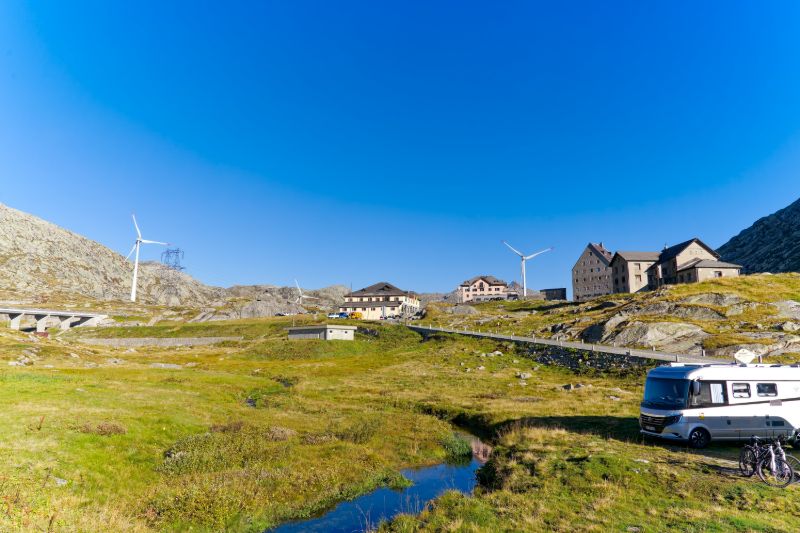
[718,197,800,273]
[0,203,346,314]
[426,273,800,361]
[0,203,224,306]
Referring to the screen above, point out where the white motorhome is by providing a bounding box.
[640,363,800,448]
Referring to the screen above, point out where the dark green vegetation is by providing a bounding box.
[1,310,799,531]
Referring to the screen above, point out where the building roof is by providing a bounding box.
[676,259,742,272]
[287,324,357,331]
[587,242,613,262]
[339,301,402,309]
[459,275,507,287]
[611,251,661,262]
[659,238,720,263]
[346,282,415,298]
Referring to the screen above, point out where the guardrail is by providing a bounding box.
[407,324,714,365]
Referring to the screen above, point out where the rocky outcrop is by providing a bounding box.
[447,305,479,315]
[603,321,709,355]
[680,293,743,307]
[772,300,800,321]
[628,302,725,321]
[717,197,800,273]
[0,203,223,305]
[0,203,348,313]
[706,332,800,358]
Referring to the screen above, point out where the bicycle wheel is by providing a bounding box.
[739,446,757,477]
[758,456,794,488]
[783,454,800,484]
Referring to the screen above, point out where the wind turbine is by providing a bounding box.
[126,214,169,302]
[294,279,319,306]
[502,241,553,298]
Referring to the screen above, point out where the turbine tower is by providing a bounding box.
[502,241,553,298]
[126,214,168,302]
[294,279,319,305]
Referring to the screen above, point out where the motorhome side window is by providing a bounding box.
[690,381,727,406]
[731,383,750,398]
[756,383,778,397]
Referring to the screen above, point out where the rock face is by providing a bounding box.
[772,300,800,321]
[0,203,349,313]
[718,197,800,273]
[0,203,223,305]
[604,321,709,355]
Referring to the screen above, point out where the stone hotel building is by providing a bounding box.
[339,282,421,319]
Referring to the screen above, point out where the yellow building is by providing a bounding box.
[339,282,421,320]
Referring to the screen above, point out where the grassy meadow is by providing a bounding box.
[0,313,799,531]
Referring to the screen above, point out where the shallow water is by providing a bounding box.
[270,451,486,532]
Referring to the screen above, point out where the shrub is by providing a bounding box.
[210,420,244,433]
[78,421,126,436]
[441,432,472,461]
[333,418,381,444]
[265,426,296,442]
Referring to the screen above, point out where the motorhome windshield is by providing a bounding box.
[642,377,689,409]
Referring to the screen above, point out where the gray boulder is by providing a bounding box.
[772,301,800,321]
[680,293,743,307]
[580,313,629,343]
[630,302,725,321]
[605,321,709,354]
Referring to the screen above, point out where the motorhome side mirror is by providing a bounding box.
[692,381,701,396]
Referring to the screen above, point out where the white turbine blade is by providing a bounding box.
[132,214,142,238]
[125,243,137,260]
[524,247,554,260]
[140,239,169,245]
[502,240,524,257]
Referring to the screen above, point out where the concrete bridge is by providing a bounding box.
[0,307,107,333]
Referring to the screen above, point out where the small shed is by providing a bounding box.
[287,324,357,341]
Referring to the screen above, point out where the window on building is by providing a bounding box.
[635,275,642,283]
[635,263,641,271]
[714,271,723,278]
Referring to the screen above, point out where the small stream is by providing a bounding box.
[269,435,491,533]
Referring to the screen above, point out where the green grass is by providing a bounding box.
[2,313,800,531]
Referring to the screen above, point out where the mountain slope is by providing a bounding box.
[0,203,224,305]
[718,197,800,273]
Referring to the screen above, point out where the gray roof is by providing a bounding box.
[459,275,507,287]
[677,259,742,272]
[612,251,661,262]
[287,325,357,331]
[660,238,720,262]
[346,282,414,297]
[587,242,613,262]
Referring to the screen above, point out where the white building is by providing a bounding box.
[287,324,356,340]
[339,282,421,320]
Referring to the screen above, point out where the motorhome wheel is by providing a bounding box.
[689,427,710,449]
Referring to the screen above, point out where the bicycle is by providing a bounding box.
[739,436,795,487]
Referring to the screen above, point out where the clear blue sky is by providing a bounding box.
[2,2,800,295]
